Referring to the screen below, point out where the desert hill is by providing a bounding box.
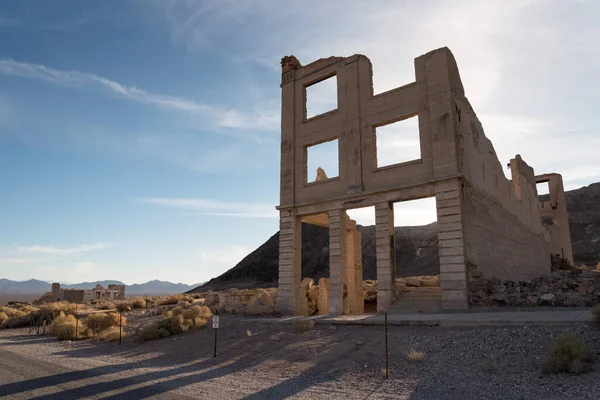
[192,182,600,292]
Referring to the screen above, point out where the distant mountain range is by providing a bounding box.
[0,279,203,296]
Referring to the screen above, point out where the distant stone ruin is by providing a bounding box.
[275,47,573,315]
[37,282,125,304]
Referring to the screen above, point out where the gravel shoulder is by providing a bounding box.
[1,316,599,399]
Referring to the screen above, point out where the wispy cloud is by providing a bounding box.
[17,243,115,255]
[0,59,277,130]
[0,257,39,265]
[0,15,19,27]
[139,198,278,218]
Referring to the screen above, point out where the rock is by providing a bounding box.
[317,278,330,315]
[495,285,507,293]
[245,304,274,315]
[580,270,598,279]
[405,277,421,287]
[491,292,507,303]
[257,292,274,307]
[421,278,439,287]
[204,291,216,307]
[540,293,556,303]
[355,340,364,346]
[301,278,314,292]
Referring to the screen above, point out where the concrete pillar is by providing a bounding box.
[276,209,302,315]
[375,202,395,312]
[435,179,469,310]
[328,209,347,315]
[347,227,364,314]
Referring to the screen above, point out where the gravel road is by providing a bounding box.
[1,317,599,399]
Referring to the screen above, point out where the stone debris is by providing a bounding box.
[468,260,600,307]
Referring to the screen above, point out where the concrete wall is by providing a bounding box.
[536,173,574,263]
[452,92,553,280]
[277,46,570,315]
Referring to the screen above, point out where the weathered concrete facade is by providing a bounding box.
[276,47,572,315]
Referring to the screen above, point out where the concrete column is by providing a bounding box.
[328,209,347,315]
[349,228,365,314]
[435,179,469,310]
[276,209,302,315]
[375,202,395,312]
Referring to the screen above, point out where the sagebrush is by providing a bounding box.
[137,305,211,342]
[541,332,595,375]
[48,312,91,341]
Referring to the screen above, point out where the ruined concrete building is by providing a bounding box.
[276,47,573,315]
[38,282,125,304]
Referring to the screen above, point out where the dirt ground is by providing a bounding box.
[1,316,600,399]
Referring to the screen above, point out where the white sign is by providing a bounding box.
[212,315,219,329]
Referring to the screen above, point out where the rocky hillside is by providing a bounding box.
[193,182,600,292]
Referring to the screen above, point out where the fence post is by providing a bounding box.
[75,303,79,341]
[119,311,123,345]
[385,311,389,379]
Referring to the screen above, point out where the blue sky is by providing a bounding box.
[1,0,599,284]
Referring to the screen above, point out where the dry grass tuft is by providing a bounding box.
[131,297,146,309]
[136,304,211,343]
[292,319,315,333]
[48,312,91,341]
[115,302,132,313]
[157,294,192,307]
[0,311,8,324]
[97,326,123,342]
[85,312,123,333]
[541,332,595,375]
[246,329,253,337]
[407,349,425,362]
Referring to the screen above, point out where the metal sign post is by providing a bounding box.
[213,310,219,357]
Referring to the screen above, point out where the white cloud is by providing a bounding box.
[139,198,278,218]
[199,245,253,267]
[152,0,600,191]
[17,243,115,255]
[0,59,277,131]
[0,257,39,265]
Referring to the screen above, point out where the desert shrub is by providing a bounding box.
[541,332,595,375]
[0,314,32,329]
[407,349,425,362]
[0,312,7,324]
[131,297,146,309]
[48,312,91,341]
[137,323,169,342]
[593,304,600,325]
[157,295,181,306]
[84,312,123,333]
[136,305,210,343]
[0,306,26,319]
[171,306,184,317]
[182,306,212,320]
[97,326,123,342]
[115,302,132,313]
[94,301,115,311]
[157,294,192,307]
[292,319,315,333]
[38,302,77,319]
